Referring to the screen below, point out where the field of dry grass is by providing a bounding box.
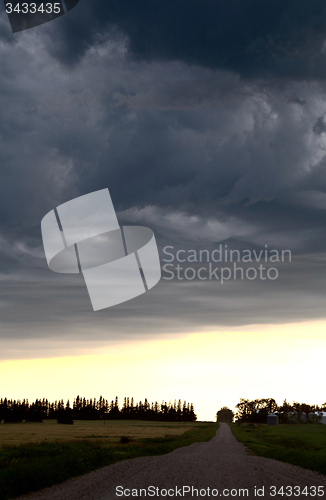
[0,419,204,447]
[0,421,219,500]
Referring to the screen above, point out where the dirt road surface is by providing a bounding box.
[14,423,326,500]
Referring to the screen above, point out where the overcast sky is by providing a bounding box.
[1,0,326,362]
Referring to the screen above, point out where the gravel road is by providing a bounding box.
[14,423,326,500]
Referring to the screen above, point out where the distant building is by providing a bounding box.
[305,412,326,424]
[267,413,279,425]
[315,412,326,424]
[292,411,307,423]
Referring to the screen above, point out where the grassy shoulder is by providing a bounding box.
[0,421,219,500]
[230,422,326,475]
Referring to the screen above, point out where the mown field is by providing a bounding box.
[0,419,200,447]
[230,423,326,475]
[0,420,219,500]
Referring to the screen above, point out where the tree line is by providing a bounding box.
[0,396,197,423]
[234,398,326,423]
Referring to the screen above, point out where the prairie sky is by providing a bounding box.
[1,0,326,420]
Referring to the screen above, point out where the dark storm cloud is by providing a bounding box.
[283,95,307,106]
[38,0,326,79]
[1,12,326,355]
[313,115,326,135]
[1,30,326,253]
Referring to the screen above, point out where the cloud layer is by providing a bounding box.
[1,2,326,356]
[30,0,326,79]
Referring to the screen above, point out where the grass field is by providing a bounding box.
[0,420,218,500]
[230,423,326,475]
[0,419,199,447]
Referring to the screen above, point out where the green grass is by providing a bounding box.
[0,421,219,500]
[230,423,326,475]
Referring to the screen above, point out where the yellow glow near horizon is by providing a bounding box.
[1,320,326,421]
